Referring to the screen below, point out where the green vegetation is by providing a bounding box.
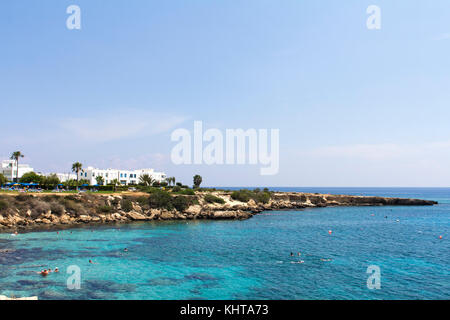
[204,194,225,204]
[96,176,105,186]
[193,175,202,189]
[0,173,7,186]
[71,162,83,189]
[139,174,154,187]
[231,189,271,204]
[10,151,24,183]
[148,189,192,212]
[172,196,190,212]
[149,189,173,210]
[20,172,43,184]
[0,200,8,211]
[121,199,133,212]
[98,205,113,213]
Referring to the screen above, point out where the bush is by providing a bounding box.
[98,205,113,213]
[172,196,189,212]
[50,202,65,216]
[231,190,251,202]
[231,189,271,204]
[16,194,32,202]
[181,189,195,195]
[172,186,181,192]
[121,199,133,212]
[0,200,8,211]
[204,194,225,204]
[136,196,148,207]
[149,190,174,210]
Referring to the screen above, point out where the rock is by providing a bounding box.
[125,211,147,221]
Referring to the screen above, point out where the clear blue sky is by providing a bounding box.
[1,0,450,187]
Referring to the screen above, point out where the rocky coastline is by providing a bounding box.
[0,191,438,233]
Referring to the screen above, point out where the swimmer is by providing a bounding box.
[297,252,301,256]
[290,252,294,257]
[124,248,128,252]
[39,270,49,277]
[54,267,59,273]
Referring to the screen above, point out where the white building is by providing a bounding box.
[77,167,167,186]
[1,160,34,181]
[44,173,77,183]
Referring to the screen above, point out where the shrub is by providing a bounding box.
[121,199,133,212]
[16,194,32,202]
[172,186,181,192]
[181,189,195,196]
[50,202,65,216]
[149,190,174,210]
[204,194,225,204]
[172,196,190,212]
[231,190,251,202]
[31,201,51,216]
[231,189,271,204]
[136,196,148,207]
[98,205,113,213]
[0,200,8,211]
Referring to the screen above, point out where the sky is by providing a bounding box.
[1,0,450,187]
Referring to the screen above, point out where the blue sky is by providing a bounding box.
[1,0,450,187]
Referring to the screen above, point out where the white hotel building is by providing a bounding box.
[78,167,167,186]
[1,160,34,181]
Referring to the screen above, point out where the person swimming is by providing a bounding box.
[39,269,49,277]
[124,248,128,252]
[290,252,294,257]
[54,267,59,273]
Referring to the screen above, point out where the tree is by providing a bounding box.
[19,172,43,184]
[71,162,83,190]
[139,174,154,187]
[109,179,119,192]
[166,177,176,186]
[0,173,7,186]
[10,151,24,183]
[96,176,105,186]
[42,174,61,188]
[193,175,202,189]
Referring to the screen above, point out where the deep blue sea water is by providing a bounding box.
[0,188,449,300]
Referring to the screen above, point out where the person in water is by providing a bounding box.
[54,267,59,273]
[290,252,294,257]
[39,269,49,277]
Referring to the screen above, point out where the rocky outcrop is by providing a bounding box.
[0,191,437,232]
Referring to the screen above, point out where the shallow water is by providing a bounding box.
[0,188,449,300]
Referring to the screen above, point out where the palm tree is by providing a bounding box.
[110,179,119,192]
[169,177,176,186]
[71,162,83,190]
[10,151,24,183]
[193,174,202,189]
[96,176,105,186]
[139,174,154,187]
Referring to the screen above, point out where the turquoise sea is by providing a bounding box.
[0,188,449,300]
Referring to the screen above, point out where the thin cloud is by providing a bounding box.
[60,110,188,142]
[434,33,450,41]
